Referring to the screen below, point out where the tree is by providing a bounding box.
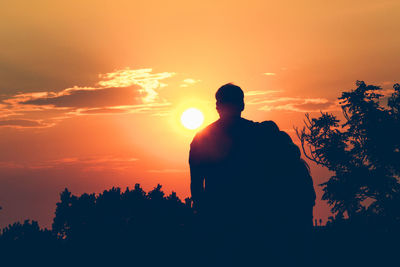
[51,184,193,243]
[0,220,49,242]
[52,188,76,239]
[296,81,400,222]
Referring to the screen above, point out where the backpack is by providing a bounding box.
[255,121,316,225]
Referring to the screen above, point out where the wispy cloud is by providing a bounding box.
[263,72,276,76]
[257,97,338,112]
[19,86,144,108]
[98,68,175,103]
[0,68,175,128]
[180,78,201,87]
[245,88,338,112]
[244,90,282,97]
[0,119,52,128]
[248,83,399,113]
[72,103,171,116]
[0,156,139,171]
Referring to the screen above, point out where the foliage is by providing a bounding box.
[1,184,194,265]
[296,81,400,223]
[52,184,193,242]
[0,220,53,243]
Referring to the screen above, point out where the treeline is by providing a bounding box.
[0,184,194,266]
[1,183,399,266]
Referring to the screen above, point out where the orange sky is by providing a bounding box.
[1,0,399,228]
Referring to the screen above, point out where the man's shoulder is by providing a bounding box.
[191,120,220,145]
[257,120,280,132]
[254,121,296,146]
[198,120,220,135]
[250,120,280,138]
[192,118,280,142]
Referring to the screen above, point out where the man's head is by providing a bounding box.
[215,83,245,119]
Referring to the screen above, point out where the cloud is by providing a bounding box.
[17,68,175,108]
[257,97,338,112]
[0,104,18,118]
[0,68,175,128]
[248,84,398,112]
[0,156,139,171]
[247,96,294,105]
[263,72,276,76]
[77,107,132,115]
[20,86,144,108]
[245,88,338,112]
[180,78,201,87]
[288,101,335,112]
[0,119,51,128]
[98,68,175,103]
[244,90,282,96]
[74,103,171,115]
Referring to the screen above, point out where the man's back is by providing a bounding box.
[189,117,256,210]
[189,117,290,223]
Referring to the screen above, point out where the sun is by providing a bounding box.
[181,108,204,130]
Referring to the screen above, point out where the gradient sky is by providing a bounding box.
[1,0,399,228]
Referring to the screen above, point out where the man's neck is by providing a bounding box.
[219,115,242,124]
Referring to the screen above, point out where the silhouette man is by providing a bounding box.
[189,83,316,266]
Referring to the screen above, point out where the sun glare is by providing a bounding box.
[181,108,204,130]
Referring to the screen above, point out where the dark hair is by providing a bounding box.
[215,83,244,106]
